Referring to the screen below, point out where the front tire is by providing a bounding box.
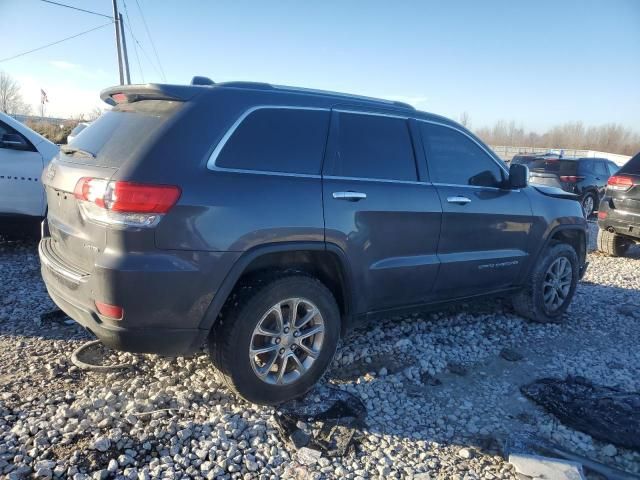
[209,275,340,405]
[512,243,579,323]
[597,228,630,257]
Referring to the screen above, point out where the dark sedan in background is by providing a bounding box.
[512,156,619,217]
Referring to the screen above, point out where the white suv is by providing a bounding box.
[0,112,59,235]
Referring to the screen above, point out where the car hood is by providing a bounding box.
[533,185,579,200]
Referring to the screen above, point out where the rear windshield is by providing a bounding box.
[529,158,577,175]
[511,156,537,165]
[67,100,181,167]
[619,152,640,175]
[69,124,87,136]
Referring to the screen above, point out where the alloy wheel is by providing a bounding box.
[582,195,594,218]
[249,298,325,385]
[542,257,573,312]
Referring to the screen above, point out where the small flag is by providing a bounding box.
[41,89,48,104]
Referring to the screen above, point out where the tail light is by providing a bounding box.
[607,175,634,191]
[74,177,181,227]
[95,301,124,320]
[597,211,607,220]
[559,176,584,183]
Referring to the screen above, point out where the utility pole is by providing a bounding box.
[112,0,124,85]
[119,13,131,84]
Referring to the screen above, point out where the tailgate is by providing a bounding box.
[529,171,562,188]
[43,158,117,273]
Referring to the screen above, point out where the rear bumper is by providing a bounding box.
[45,283,206,355]
[598,207,640,242]
[38,236,217,356]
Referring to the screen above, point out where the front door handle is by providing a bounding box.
[447,195,471,205]
[333,191,367,201]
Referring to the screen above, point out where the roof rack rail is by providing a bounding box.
[218,81,274,90]
[271,85,416,109]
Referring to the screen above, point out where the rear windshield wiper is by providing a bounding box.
[61,145,96,158]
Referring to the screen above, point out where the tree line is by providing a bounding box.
[466,116,640,156]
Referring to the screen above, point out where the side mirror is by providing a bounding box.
[509,163,529,189]
[1,133,28,149]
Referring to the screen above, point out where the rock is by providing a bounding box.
[508,453,585,480]
[297,447,322,465]
[34,467,53,479]
[92,470,109,480]
[500,347,524,362]
[245,459,259,472]
[602,444,617,457]
[457,448,473,459]
[448,363,468,376]
[92,437,111,452]
[107,459,118,473]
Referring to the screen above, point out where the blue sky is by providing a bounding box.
[1,0,639,131]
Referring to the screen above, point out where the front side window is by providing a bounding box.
[326,112,417,181]
[216,108,330,175]
[0,120,33,151]
[420,123,504,187]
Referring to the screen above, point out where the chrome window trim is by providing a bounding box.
[415,118,509,175]
[333,108,411,120]
[206,105,330,172]
[324,175,429,186]
[432,182,520,193]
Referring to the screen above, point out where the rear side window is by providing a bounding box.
[326,112,417,181]
[578,160,594,174]
[594,161,609,176]
[607,162,619,176]
[215,108,330,175]
[68,100,181,167]
[420,123,504,188]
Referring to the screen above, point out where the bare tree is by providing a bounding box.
[474,120,640,156]
[0,71,31,116]
[87,107,103,121]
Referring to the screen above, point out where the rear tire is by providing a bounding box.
[209,274,340,405]
[581,193,596,218]
[512,243,579,323]
[597,228,630,257]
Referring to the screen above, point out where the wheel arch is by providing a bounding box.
[199,242,354,334]
[529,225,587,279]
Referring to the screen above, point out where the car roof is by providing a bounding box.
[100,80,460,128]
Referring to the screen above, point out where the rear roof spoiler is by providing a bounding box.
[100,83,205,106]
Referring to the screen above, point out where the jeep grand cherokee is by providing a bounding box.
[39,79,588,404]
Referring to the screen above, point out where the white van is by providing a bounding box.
[0,112,59,235]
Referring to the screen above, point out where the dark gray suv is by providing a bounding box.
[39,79,588,404]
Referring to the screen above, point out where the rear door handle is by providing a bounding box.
[333,191,367,201]
[447,196,471,205]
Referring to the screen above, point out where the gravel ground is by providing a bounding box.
[1,222,639,479]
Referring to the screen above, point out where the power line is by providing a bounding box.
[134,0,166,81]
[122,0,144,83]
[0,22,114,63]
[121,16,161,80]
[38,0,111,19]
[122,18,163,81]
